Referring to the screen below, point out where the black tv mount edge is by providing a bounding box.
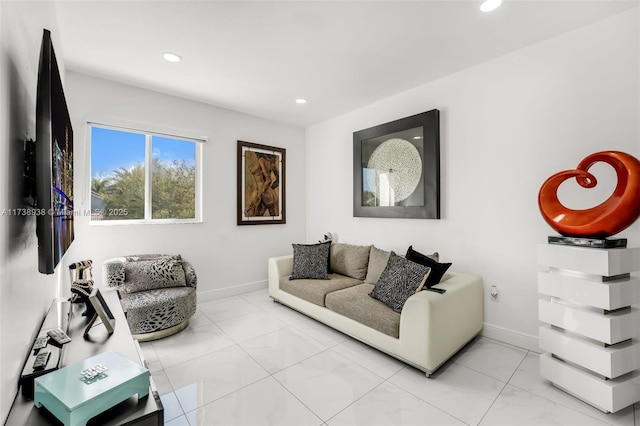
[23,138,37,207]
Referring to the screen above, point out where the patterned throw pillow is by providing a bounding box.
[369,251,431,313]
[123,256,187,293]
[406,245,452,288]
[290,241,331,280]
[126,254,181,262]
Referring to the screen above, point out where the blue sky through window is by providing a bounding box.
[152,135,195,165]
[91,127,196,178]
[91,127,144,178]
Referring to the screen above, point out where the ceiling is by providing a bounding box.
[54,1,638,128]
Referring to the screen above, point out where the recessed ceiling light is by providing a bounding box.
[163,52,182,63]
[295,98,308,104]
[413,136,422,140]
[480,0,502,12]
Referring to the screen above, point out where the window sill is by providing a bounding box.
[89,219,202,226]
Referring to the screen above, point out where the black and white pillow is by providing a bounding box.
[123,257,187,293]
[406,245,452,288]
[369,251,431,313]
[290,241,331,280]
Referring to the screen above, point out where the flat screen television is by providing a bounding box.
[36,29,74,274]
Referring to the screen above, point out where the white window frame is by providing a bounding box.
[88,122,204,225]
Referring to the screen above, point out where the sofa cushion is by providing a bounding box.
[364,246,391,284]
[123,256,187,294]
[326,284,401,338]
[406,245,452,288]
[119,286,196,334]
[280,273,361,307]
[290,241,331,280]
[330,243,372,280]
[370,252,431,313]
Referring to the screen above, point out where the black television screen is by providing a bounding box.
[36,29,74,274]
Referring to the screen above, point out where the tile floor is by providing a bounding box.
[140,288,639,426]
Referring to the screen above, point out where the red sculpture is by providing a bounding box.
[538,151,640,238]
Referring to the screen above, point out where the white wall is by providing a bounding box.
[0,1,64,422]
[63,72,307,300]
[305,9,640,350]
[0,5,637,421]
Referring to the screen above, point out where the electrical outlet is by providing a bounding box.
[490,285,499,301]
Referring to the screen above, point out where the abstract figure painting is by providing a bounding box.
[353,110,441,219]
[237,140,286,225]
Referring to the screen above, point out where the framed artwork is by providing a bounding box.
[237,140,286,225]
[84,288,115,336]
[353,109,440,219]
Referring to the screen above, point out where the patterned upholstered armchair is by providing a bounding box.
[103,254,197,341]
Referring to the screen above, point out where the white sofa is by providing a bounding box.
[268,252,484,376]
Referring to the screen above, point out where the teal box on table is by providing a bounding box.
[34,351,149,426]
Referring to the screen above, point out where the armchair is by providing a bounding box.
[103,254,197,341]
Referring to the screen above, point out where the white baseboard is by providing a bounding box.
[197,285,540,353]
[481,322,540,353]
[197,280,268,303]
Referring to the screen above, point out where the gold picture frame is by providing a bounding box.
[237,141,286,225]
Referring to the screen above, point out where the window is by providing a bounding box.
[90,124,202,223]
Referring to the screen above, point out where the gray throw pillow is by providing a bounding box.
[290,241,331,280]
[369,252,431,313]
[330,243,372,280]
[364,246,391,284]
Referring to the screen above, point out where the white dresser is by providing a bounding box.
[537,243,640,413]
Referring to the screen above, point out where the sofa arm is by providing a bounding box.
[399,272,484,372]
[268,255,293,298]
[182,261,197,288]
[103,257,126,288]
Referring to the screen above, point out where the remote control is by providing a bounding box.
[33,351,51,370]
[426,287,446,294]
[47,328,71,345]
[33,336,48,351]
